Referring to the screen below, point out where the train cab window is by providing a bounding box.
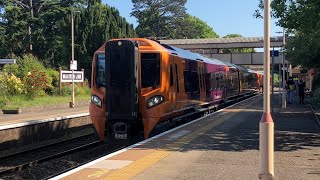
[141,53,160,88]
[96,54,106,87]
[170,65,174,86]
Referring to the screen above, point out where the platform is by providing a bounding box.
[0,103,91,153]
[52,94,320,180]
[0,104,89,129]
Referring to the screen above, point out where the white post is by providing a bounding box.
[70,11,80,108]
[70,12,75,108]
[282,29,286,109]
[259,0,274,179]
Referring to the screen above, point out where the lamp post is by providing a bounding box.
[259,0,274,179]
[70,10,80,108]
[282,29,286,109]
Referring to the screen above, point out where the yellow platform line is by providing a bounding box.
[102,96,261,180]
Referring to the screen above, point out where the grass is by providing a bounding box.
[1,94,90,110]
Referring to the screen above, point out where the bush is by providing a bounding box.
[61,83,81,96]
[4,54,46,79]
[0,74,8,108]
[23,70,47,99]
[312,73,320,91]
[45,69,59,87]
[313,88,320,107]
[1,73,24,95]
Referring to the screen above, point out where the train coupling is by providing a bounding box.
[113,122,128,139]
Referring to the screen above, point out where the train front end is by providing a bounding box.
[90,38,169,141]
[90,40,140,141]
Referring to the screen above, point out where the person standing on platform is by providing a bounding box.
[286,77,294,104]
[294,79,299,94]
[298,80,306,104]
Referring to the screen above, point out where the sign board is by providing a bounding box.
[70,60,77,70]
[60,70,84,82]
[0,59,16,64]
[270,50,279,57]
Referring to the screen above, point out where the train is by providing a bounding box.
[89,38,263,141]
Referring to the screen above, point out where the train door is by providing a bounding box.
[105,40,139,139]
[169,55,176,113]
[173,56,183,111]
[198,62,206,103]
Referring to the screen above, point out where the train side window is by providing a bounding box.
[96,54,106,87]
[170,65,173,87]
[141,53,160,88]
[205,73,210,91]
[175,64,180,92]
[184,70,191,93]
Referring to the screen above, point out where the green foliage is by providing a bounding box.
[1,73,24,95]
[312,74,320,91]
[60,83,89,96]
[77,3,136,80]
[0,73,9,108]
[181,15,219,39]
[0,0,136,81]
[222,34,255,53]
[45,69,59,87]
[255,0,320,68]
[131,0,188,38]
[4,54,45,78]
[313,88,320,106]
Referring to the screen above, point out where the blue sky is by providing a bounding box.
[102,0,282,37]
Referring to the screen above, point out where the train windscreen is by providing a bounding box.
[96,54,106,87]
[141,53,160,88]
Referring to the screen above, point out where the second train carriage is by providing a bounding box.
[89,38,261,141]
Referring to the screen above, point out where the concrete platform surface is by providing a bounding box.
[0,104,89,127]
[53,94,320,180]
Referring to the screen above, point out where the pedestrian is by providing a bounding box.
[286,77,294,104]
[298,80,305,104]
[294,79,299,94]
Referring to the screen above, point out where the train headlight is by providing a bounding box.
[91,95,102,108]
[147,95,164,108]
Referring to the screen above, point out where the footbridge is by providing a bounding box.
[160,36,288,65]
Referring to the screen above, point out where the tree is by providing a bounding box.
[76,2,136,79]
[255,0,320,68]
[131,0,187,38]
[181,15,219,39]
[222,34,255,53]
[0,0,136,81]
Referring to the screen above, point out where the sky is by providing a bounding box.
[102,0,282,38]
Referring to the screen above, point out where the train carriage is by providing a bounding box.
[89,38,260,142]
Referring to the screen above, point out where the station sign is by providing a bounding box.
[70,60,77,70]
[0,59,16,64]
[60,70,84,82]
[270,50,279,57]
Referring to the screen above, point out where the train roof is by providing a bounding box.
[160,43,234,67]
[95,38,248,71]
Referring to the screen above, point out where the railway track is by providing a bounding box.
[0,134,100,177]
